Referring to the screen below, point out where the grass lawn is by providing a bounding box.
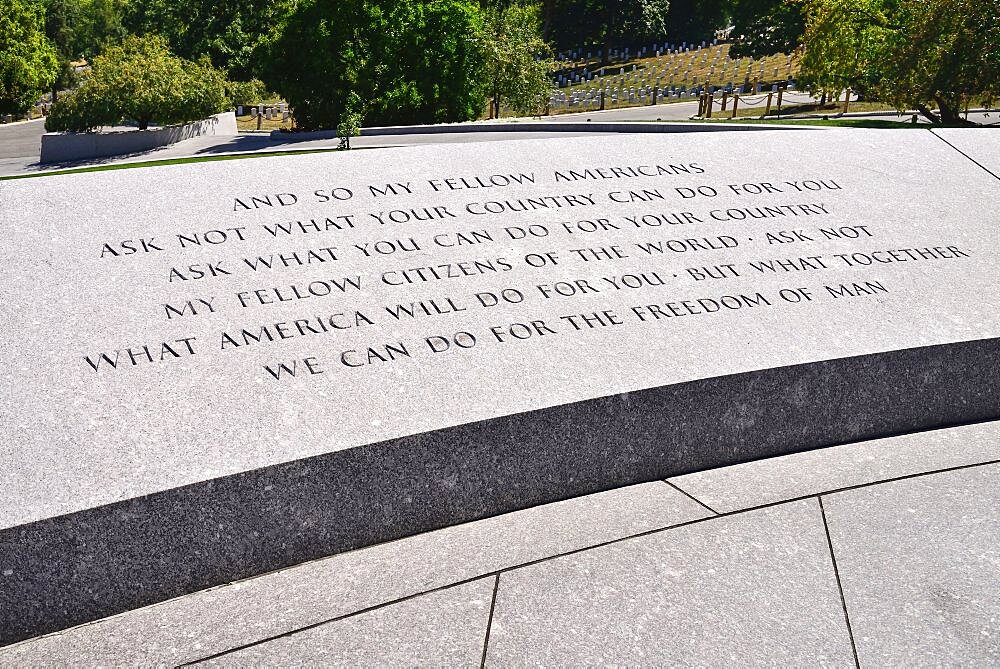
[235,114,293,132]
[690,118,931,128]
[707,99,905,120]
[544,42,800,116]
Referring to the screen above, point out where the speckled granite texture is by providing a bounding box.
[2,337,999,645]
[3,129,1000,645]
[932,128,1000,179]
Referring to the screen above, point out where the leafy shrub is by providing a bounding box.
[46,34,229,132]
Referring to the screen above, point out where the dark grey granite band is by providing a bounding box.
[3,337,999,646]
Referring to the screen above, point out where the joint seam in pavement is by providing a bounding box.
[177,457,1000,665]
[480,574,501,669]
[929,130,1000,182]
[818,495,861,668]
[663,479,720,515]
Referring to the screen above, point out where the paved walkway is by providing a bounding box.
[3,421,997,666]
[6,93,996,178]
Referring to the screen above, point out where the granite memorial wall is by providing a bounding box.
[1,128,999,644]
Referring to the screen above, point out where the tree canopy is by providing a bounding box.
[261,0,487,131]
[541,0,671,60]
[124,0,295,81]
[663,0,729,42]
[880,0,1000,123]
[797,0,999,123]
[13,0,999,130]
[0,0,60,115]
[729,0,804,58]
[797,0,894,98]
[42,0,130,100]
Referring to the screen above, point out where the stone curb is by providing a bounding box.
[270,120,811,141]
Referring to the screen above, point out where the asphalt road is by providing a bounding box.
[0,118,45,159]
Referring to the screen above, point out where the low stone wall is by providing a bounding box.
[40,112,238,164]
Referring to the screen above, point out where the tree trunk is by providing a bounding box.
[932,94,972,125]
[601,5,615,66]
[916,104,941,125]
[52,86,58,104]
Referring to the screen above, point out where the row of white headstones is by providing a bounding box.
[548,80,797,110]
[555,39,717,65]
[236,103,290,121]
[231,40,800,119]
[550,41,797,109]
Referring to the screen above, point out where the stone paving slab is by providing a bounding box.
[823,463,1000,666]
[198,577,494,667]
[670,421,1000,513]
[0,482,707,666]
[3,430,997,665]
[485,498,855,666]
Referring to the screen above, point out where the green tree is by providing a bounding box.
[481,2,554,117]
[0,0,60,115]
[541,0,671,62]
[881,0,999,124]
[75,0,129,59]
[729,0,804,58]
[797,0,895,99]
[261,0,486,131]
[45,33,229,131]
[43,0,130,101]
[42,0,80,101]
[125,0,295,81]
[797,0,997,123]
[663,0,729,42]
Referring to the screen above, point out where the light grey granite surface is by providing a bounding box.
[485,499,855,666]
[2,129,999,528]
[671,421,1000,512]
[0,482,707,666]
[932,128,1000,177]
[3,429,996,666]
[199,578,494,667]
[824,463,1000,666]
